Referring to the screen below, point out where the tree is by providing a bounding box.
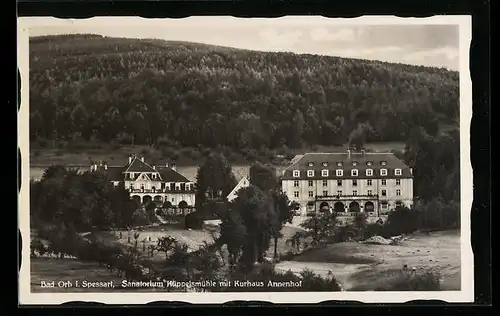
[227,185,275,269]
[300,212,338,246]
[195,152,237,216]
[249,162,278,193]
[219,210,247,267]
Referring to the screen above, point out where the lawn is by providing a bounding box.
[275,230,461,291]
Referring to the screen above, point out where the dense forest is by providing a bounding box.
[29,34,459,150]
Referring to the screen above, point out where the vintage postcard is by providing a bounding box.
[18,15,474,304]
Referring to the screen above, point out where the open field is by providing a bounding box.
[275,230,461,291]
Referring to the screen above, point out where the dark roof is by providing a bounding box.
[282,152,412,180]
[95,157,191,183]
[156,167,190,183]
[124,156,156,173]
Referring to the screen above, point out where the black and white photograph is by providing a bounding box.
[18,16,473,304]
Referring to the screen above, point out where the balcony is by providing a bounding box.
[128,188,195,194]
[315,194,379,200]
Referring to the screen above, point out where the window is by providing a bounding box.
[381,189,387,197]
[352,179,358,186]
[130,173,135,179]
[294,180,299,187]
[381,202,388,209]
[337,190,342,196]
[307,170,314,177]
[367,179,372,186]
[353,190,358,196]
[321,169,329,177]
[322,162,328,167]
[396,179,401,186]
[381,161,387,166]
[293,170,300,177]
[337,180,343,186]
[323,190,328,196]
[152,173,156,179]
[381,179,387,186]
[294,191,299,198]
[337,162,343,167]
[308,162,314,167]
[186,184,190,191]
[351,169,358,176]
[366,161,373,166]
[366,169,373,176]
[395,168,402,176]
[380,169,388,176]
[367,189,373,196]
[396,189,401,196]
[308,191,314,198]
[129,185,134,191]
[323,180,328,187]
[308,180,314,187]
[336,169,343,177]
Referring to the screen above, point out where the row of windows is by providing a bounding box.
[294,189,402,198]
[294,179,401,187]
[129,183,192,191]
[308,161,386,167]
[293,168,402,178]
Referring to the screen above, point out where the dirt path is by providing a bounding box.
[276,230,461,291]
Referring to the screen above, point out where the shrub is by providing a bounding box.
[378,269,441,291]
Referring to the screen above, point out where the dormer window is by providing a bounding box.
[336,169,343,177]
[321,169,329,177]
[130,173,135,179]
[308,162,314,167]
[395,168,402,176]
[366,169,373,176]
[367,161,373,166]
[293,170,300,177]
[337,162,343,167]
[351,169,358,176]
[152,173,156,179]
[322,162,328,167]
[307,170,315,177]
[381,161,387,166]
[380,169,388,176]
[352,161,357,166]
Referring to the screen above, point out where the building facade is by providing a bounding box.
[281,149,413,218]
[90,155,196,208]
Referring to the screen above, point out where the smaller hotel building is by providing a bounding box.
[90,155,195,208]
[281,149,413,218]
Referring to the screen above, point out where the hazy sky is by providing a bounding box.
[24,16,460,70]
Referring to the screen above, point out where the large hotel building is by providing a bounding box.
[281,149,414,219]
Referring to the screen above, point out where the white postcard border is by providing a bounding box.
[18,15,474,305]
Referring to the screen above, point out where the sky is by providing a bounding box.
[23,16,460,71]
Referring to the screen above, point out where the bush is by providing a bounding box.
[379,269,441,291]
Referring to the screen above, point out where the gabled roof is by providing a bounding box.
[124,156,156,173]
[227,176,250,201]
[156,166,191,183]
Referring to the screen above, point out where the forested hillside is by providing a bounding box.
[29,34,459,151]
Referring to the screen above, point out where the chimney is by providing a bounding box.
[347,149,351,159]
[128,155,132,164]
[141,156,145,162]
[165,162,169,168]
[171,163,176,171]
[410,168,413,175]
[153,165,156,170]
[94,163,97,171]
[104,163,108,170]
[361,149,366,156]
